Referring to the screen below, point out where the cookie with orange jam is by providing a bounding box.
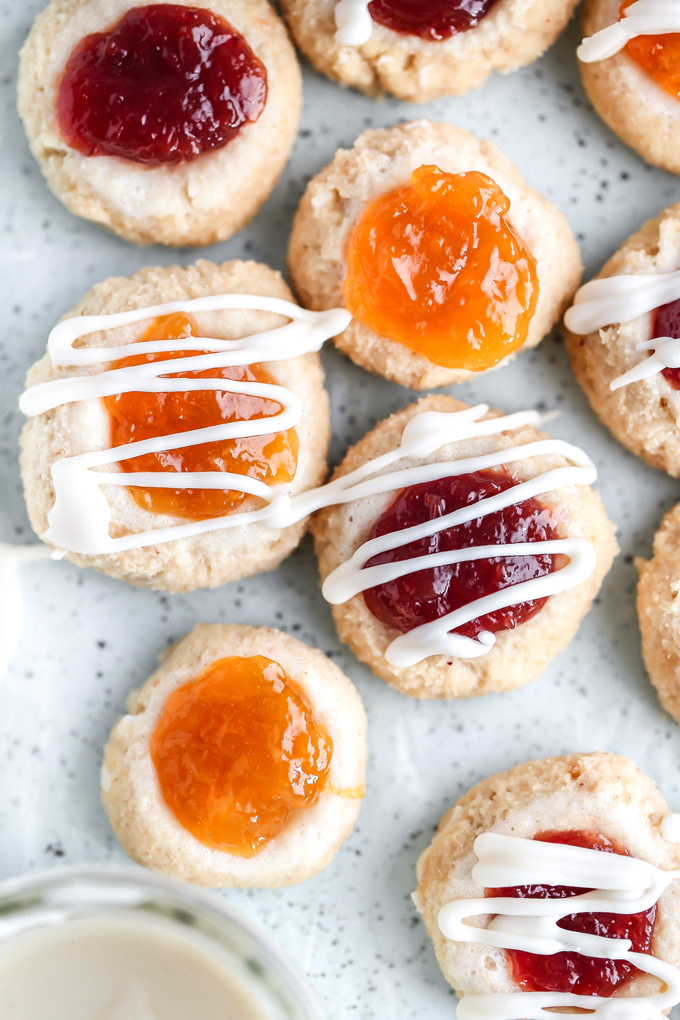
[289,121,582,390]
[280,0,580,102]
[19,260,330,592]
[101,624,367,887]
[579,0,680,175]
[415,752,680,1011]
[18,0,301,245]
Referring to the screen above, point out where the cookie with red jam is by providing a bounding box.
[18,1,301,245]
[310,395,617,699]
[415,752,680,1015]
[288,121,582,390]
[564,201,680,477]
[638,502,680,726]
[280,0,580,101]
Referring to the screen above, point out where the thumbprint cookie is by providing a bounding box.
[310,395,617,699]
[19,259,346,592]
[288,121,582,390]
[578,1,680,175]
[18,0,301,246]
[638,502,680,725]
[101,624,368,887]
[415,752,680,1017]
[280,0,580,103]
[564,202,680,477]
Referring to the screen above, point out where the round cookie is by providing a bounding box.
[564,202,680,477]
[310,395,617,699]
[101,624,368,887]
[20,259,331,592]
[280,0,580,103]
[288,120,582,390]
[579,0,680,175]
[638,502,680,725]
[18,0,301,246]
[414,752,680,1009]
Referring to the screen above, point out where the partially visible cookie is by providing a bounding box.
[415,752,680,1010]
[310,395,617,699]
[579,0,680,175]
[289,120,582,390]
[280,0,579,102]
[18,0,301,246]
[564,202,680,477]
[102,624,368,887]
[638,503,680,725]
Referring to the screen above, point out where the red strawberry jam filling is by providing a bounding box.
[489,830,657,996]
[58,4,267,165]
[653,298,680,390]
[363,470,558,639]
[368,0,501,40]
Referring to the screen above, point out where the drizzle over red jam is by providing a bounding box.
[363,470,558,639]
[58,4,267,165]
[489,830,657,996]
[368,0,501,41]
[653,298,680,391]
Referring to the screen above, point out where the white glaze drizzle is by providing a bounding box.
[564,270,680,392]
[578,0,680,64]
[334,0,373,46]
[19,296,351,556]
[438,828,680,1020]
[309,404,597,666]
[0,543,62,679]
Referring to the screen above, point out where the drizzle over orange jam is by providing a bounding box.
[104,312,298,521]
[622,0,680,99]
[343,165,539,372]
[150,655,333,856]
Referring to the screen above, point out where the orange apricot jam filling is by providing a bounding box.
[104,312,298,521]
[622,0,680,99]
[343,165,539,372]
[150,655,333,857]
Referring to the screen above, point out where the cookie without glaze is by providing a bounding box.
[310,395,617,699]
[564,203,680,477]
[101,624,368,887]
[280,0,579,102]
[20,260,330,592]
[18,0,301,246]
[415,751,680,1004]
[638,502,680,726]
[580,0,680,175]
[288,121,582,390]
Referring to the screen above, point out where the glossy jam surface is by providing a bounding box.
[105,312,298,521]
[623,0,680,99]
[150,655,333,856]
[344,166,539,372]
[368,0,501,40]
[363,470,557,639]
[491,830,656,996]
[654,297,680,390]
[58,4,267,165]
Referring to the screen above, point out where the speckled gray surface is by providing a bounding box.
[2,3,680,1018]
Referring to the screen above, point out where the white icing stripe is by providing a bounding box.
[438,830,680,1020]
[564,270,680,393]
[578,0,680,63]
[334,0,373,46]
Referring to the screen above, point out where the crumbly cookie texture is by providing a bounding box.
[311,395,618,699]
[638,503,680,725]
[580,0,680,176]
[280,0,579,102]
[288,120,582,390]
[20,260,330,592]
[564,202,680,477]
[101,624,368,888]
[415,751,680,1003]
[18,0,301,246]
